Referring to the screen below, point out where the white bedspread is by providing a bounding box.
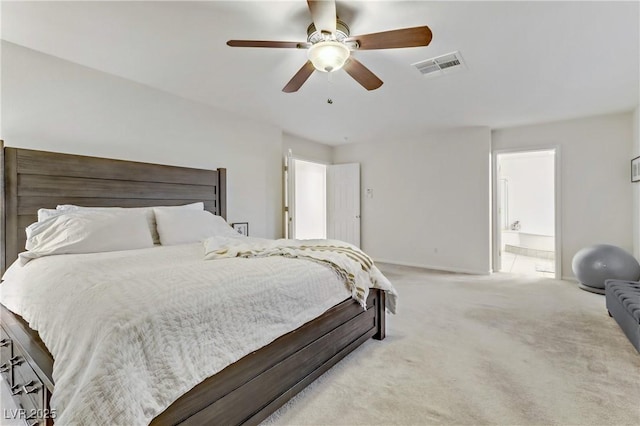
[0,243,374,425]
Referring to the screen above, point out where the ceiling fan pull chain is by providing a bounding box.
[327,72,334,104]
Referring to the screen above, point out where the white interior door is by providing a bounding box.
[327,163,361,247]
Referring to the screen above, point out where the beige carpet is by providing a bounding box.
[263,264,640,425]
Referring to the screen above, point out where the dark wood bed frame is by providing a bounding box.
[0,141,386,425]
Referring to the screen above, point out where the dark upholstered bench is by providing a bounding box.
[605,279,640,353]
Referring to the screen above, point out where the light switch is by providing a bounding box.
[366,188,373,198]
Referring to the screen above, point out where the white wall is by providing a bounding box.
[493,112,634,279]
[282,133,333,164]
[1,42,283,238]
[499,151,555,236]
[334,127,492,274]
[633,107,640,259]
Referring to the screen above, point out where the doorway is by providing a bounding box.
[285,155,360,246]
[493,148,561,278]
[289,158,327,240]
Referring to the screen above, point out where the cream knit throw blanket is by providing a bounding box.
[204,236,398,314]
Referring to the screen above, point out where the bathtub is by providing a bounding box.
[502,230,555,258]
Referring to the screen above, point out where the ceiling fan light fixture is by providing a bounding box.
[307,41,350,73]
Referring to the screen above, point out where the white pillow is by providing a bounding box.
[37,208,61,222]
[150,203,204,215]
[57,202,204,245]
[21,210,154,264]
[153,209,237,246]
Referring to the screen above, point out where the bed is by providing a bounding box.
[0,141,390,425]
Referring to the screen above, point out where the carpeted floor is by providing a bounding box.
[263,263,640,425]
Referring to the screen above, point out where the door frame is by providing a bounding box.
[491,146,562,279]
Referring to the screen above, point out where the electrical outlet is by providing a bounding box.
[366,188,373,198]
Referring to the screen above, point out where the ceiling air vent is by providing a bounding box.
[413,51,465,78]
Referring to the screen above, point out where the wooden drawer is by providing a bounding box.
[9,344,51,425]
[1,305,55,425]
[0,325,14,386]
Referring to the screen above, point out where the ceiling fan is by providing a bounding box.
[227,0,433,93]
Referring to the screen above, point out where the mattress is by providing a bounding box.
[0,243,355,425]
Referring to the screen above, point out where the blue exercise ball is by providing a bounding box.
[572,244,640,294]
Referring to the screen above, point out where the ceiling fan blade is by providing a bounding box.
[307,0,337,34]
[345,26,433,50]
[227,40,310,49]
[282,61,316,93]
[343,58,383,91]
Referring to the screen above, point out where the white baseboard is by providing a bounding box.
[373,258,491,275]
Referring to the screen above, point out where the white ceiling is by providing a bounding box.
[2,1,639,145]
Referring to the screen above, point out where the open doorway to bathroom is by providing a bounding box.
[493,149,560,278]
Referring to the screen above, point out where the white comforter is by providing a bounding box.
[0,242,390,425]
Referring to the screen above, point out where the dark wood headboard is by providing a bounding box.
[0,141,226,273]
